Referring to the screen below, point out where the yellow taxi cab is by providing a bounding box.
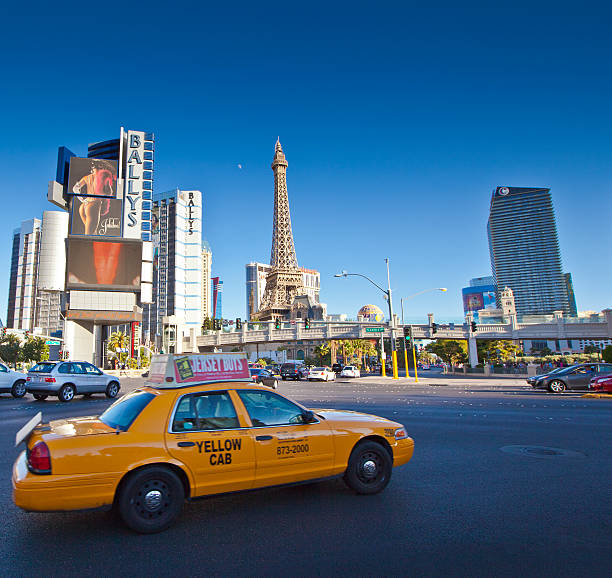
[13,353,414,533]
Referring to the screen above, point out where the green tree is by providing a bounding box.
[21,337,49,364]
[0,334,22,367]
[602,345,612,363]
[583,345,600,355]
[425,340,468,366]
[107,331,130,364]
[477,340,522,364]
[314,342,331,365]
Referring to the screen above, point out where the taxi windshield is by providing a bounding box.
[99,390,155,431]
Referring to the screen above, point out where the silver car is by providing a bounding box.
[0,362,27,398]
[26,361,121,402]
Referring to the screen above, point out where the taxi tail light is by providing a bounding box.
[394,427,408,440]
[44,377,56,383]
[28,441,52,474]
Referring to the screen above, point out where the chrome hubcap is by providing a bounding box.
[144,490,163,511]
[362,460,377,477]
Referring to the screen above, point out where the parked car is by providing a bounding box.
[280,363,301,381]
[308,367,336,381]
[26,361,121,402]
[340,365,361,378]
[0,362,27,398]
[530,363,612,393]
[331,363,343,374]
[590,374,612,393]
[249,369,278,389]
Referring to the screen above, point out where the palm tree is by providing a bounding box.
[107,331,130,365]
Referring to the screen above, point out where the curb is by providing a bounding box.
[581,393,612,399]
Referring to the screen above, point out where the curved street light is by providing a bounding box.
[335,260,398,379]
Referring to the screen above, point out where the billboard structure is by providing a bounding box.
[462,284,496,321]
[70,197,123,237]
[66,238,142,291]
[67,158,118,198]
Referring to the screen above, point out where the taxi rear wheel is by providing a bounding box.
[344,441,392,495]
[118,466,185,534]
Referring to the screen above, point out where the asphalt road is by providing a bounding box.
[1,371,611,577]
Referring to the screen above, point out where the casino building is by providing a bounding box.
[487,186,572,318]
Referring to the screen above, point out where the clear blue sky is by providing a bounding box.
[1,0,610,323]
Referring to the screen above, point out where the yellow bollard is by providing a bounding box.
[392,350,398,379]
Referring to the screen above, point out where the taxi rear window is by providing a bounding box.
[100,390,155,431]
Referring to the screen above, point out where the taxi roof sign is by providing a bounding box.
[148,353,251,388]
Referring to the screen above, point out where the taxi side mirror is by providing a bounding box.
[301,410,316,424]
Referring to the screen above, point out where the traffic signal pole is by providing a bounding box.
[385,259,398,380]
[412,325,419,383]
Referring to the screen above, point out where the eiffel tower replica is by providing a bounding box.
[256,139,306,322]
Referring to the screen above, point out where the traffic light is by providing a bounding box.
[213,318,221,330]
[235,318,242,330]
[1,327,6,337]
[471,321,477,333]
[25,330,30,339]
[275,319,281,330]
[431,323,437,334]
[304,318,311,329]
[403,326,412,342]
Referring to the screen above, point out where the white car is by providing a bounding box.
[0,362,28,398]
[308,367,336,381]
[340,365,361,378]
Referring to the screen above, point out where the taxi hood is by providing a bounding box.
[312,408,399,426]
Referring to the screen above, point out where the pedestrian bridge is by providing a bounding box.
[181,310,612,354]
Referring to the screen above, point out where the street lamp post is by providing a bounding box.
[335,259,399,379]
[399,288,447,381]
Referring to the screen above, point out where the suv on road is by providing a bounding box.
[26,361,121,402]
[0,363,27,398]
[280,363,301,380]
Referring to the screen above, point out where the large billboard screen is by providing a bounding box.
[70,198,123,236]
[66,238,142,291]
[462,286,496,313]
[67,157,118,198]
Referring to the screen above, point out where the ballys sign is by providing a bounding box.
[123,130,145,238]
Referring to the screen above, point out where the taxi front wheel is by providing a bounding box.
[118,466,185,534]
[344,441,392,495]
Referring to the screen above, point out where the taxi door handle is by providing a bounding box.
[177,441,196,447]
[256,435,273,441]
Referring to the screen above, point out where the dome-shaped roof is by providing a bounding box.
[358,304,385,322]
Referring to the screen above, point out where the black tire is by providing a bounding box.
[106,381,120,399]
[11,380,26,398]
[58,383,76,402]
[33,393,48,401]
[548,380,566,393]
[117,466,185,534]
[344,440,392,495]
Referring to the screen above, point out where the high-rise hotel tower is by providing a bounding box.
[487,186,571,318]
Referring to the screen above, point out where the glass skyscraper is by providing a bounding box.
[487,186,571,318]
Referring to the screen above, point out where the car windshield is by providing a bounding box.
[555,365,578,375]
[99,390,155,431]
[250,369,262,375]
[29,362,57,373]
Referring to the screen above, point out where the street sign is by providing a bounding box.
[365,327,384,333]
[45,340,61,345]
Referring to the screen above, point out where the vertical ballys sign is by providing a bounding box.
[123,130,154,241]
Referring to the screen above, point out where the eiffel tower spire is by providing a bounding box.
[270,138,298,269]
[256,139,305,321]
